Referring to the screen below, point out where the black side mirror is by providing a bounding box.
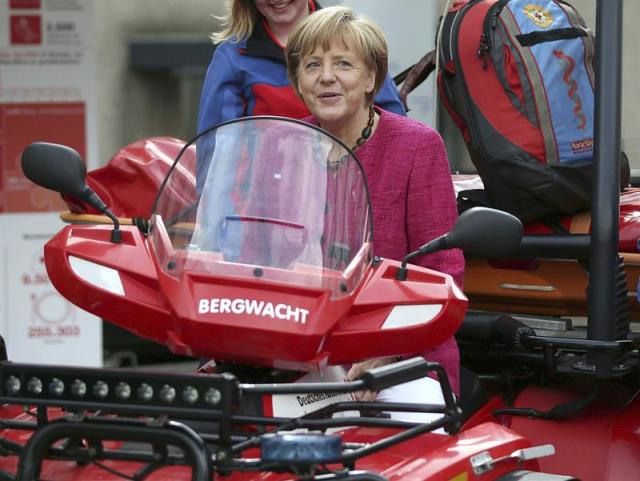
[21,142,122,243]
[0,334,7,362]
[445,207,523,256]
[397,207,522,280]
[22,142,90,199]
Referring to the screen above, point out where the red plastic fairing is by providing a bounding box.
[0,420,536,481]
[326,259,467,364]
[508,384,640,481]
[173,262,462,367]
[63,137,191,218]
[610,188,640,253]
[44,224,466,370]
[159,256,466,368]
[461,395,509,431]
[44,224,175,345]
[519,187,640,253]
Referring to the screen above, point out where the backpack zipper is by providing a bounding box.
[450,0,493,160]
[478,0,510,68]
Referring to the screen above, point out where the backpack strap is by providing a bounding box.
[516,26,588,47]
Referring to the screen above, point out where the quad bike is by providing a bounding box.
[0,116,573,481]
[2,3,638,481]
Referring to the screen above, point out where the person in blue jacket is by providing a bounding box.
[196,0,406,184]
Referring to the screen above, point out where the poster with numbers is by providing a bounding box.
[0,0,101,366]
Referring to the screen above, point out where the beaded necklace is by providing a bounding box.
[351,105,375,151]
[323,106,375,171]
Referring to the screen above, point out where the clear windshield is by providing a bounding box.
[149,117,373,298]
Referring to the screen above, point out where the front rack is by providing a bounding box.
[0,358,461,481]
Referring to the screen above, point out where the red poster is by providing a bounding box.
[0,149,4,213]
[10,15,42,45]
[0,102,86,213]
[9,0,41,8]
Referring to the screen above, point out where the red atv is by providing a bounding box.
[0,115,574,481]
[2,3,637,480]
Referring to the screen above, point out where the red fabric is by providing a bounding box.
[64,137,190,218]
[458,0,546,162]
[251,84,310,118]
[522,187,640,254]
[451,0,470,10]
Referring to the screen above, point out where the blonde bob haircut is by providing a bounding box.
[286,6,389,104]
[211,0,258,44]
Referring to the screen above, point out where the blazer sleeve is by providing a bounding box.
[406,127,464,288]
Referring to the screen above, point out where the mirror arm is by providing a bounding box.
[396,250,419,281]
[396,235,450,281]
[78,186,121,244]
[105,211,122,243]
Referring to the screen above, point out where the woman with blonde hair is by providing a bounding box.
[285,6,463,413]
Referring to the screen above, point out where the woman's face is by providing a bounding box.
[297,40,375,131]
[254,0,309,29]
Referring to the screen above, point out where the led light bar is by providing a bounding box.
[0,363,239,420]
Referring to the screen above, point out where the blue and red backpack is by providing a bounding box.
[438,0,611,222]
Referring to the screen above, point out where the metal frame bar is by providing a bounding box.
[16,419,210,481]
[587,0,625,373]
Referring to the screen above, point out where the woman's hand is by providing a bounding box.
[346,356,400,401]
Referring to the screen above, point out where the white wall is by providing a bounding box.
[324,0,440,126]
[94,0,224,164]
